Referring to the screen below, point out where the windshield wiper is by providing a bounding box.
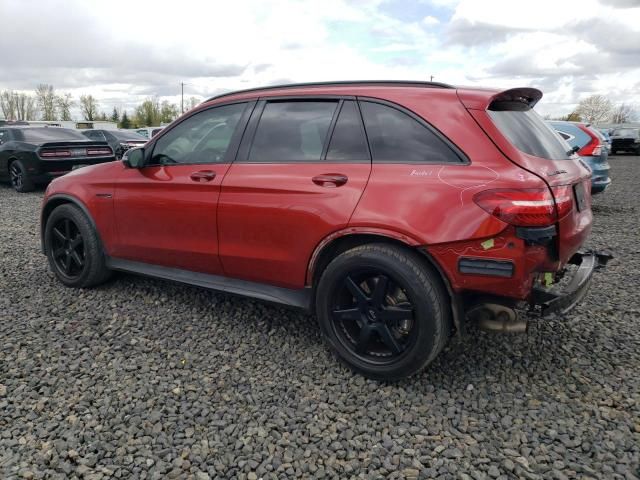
[567,145,580,156]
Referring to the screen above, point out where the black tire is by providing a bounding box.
[44,204,111,288]
[315,243,451,380]
[9,160,35,193]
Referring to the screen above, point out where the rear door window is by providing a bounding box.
[248,101,338,162]
[489,106,572,160]
[359,101,462,163]
[326,101,370,162]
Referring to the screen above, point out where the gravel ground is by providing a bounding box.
[1,156,639,480]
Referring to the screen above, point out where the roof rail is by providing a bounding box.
[205,80,454,103]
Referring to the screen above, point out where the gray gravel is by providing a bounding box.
[1,157,639,480]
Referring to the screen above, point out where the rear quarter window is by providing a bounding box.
[489,105,572,160]
[359,101,463,164]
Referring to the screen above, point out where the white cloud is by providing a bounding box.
[0,0,638,120]
[423,15,440,26]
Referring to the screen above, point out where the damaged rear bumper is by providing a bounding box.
[529,250,612,317]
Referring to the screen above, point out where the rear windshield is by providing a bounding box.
[19,128,87,142]
[611,128,639,137]
[488,104,572,160]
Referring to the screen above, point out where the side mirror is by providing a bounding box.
[123,147,144,168]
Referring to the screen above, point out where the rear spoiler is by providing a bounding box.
[457,87,543,111]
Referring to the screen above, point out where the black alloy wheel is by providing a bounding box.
[50,217,86,279]
[316,243,451,380]
[331,270,416,363]
[45,204,112,288]
[8,160,35,192]
[9,162,23,190]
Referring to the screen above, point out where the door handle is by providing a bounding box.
[190,170,216,182]
[312,173,348,187]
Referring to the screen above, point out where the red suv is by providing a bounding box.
[41,81,609,380]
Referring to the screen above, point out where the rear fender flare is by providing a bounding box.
[306,227,422,286]
[307,227,464,335]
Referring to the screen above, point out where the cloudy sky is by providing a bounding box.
[1,0,639,118]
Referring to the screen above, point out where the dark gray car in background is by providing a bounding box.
[610,127,640,155]
[82,129,147,159]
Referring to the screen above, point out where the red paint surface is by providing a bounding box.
[42,83,594,304]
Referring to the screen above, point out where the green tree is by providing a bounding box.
[119,111,131,129]
[111,107,120,124]
[135,97,161,126]
[160,100,179,123]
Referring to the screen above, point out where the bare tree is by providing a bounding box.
[186,96,201,111]
[15,93,38,120]
[56,93,75,121]
[610,103,637,124]
[35,84,58,121]
[1,90,38,120]
[79,94,99,121]
[575,95,613,124]
[0,90,17,119]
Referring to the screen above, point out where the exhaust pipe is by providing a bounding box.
[468,303,527,333]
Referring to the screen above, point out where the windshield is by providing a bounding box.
[611,128,639,137]
[488,105,573,160]
[111,130,147,141]
[19,128,88,142]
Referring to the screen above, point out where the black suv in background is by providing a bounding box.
[610,127,640,155]
[0,127,114,192]
[82,129,147,159]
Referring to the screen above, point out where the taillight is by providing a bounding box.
[577,125,602,157]
[550,185,573,220]
[474,187,573,227]
[86,147,112,156]
[40,149,71,158]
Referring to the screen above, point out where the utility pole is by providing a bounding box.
[181,82,185,114]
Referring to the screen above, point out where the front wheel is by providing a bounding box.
[315,243,451,380]
[44,204,111,288]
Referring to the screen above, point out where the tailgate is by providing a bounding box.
[460,88,593,264]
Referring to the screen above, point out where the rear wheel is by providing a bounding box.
[9,160,35,193]
[316,243,451,380]
[45,204,111,288]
